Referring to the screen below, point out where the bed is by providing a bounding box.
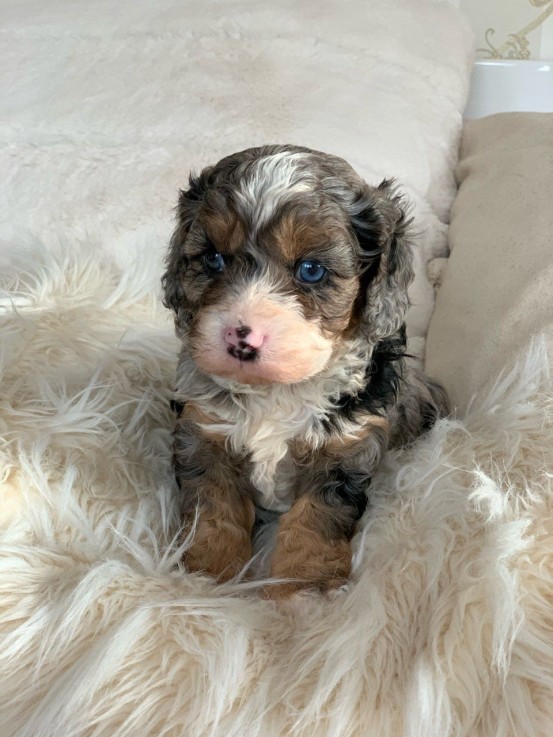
[0,2,552,736]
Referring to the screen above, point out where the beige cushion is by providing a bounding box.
[425,112,553,413]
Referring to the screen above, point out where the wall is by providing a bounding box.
[460,0,553,60]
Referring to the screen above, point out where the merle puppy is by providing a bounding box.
[162,145,448,598]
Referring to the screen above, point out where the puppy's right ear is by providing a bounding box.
[161,168,213,313]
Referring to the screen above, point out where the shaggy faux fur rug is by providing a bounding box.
[1,247,552,737]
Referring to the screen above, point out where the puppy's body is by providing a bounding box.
[163,145,448,596]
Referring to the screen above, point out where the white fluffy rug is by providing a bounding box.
[1,247,552,737]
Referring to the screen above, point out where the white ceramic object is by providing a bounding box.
[465,59,553,119]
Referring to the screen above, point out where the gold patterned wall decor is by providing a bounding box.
[461,0,553,60]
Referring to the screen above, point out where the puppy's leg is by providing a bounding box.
[181,478,255,582]
[390,364,450,447]
[268,422,388,598]
[268,493,355,599]
[175,405,254,582]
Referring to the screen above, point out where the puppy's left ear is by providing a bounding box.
[350,179,414,342]
[162,167,213,313]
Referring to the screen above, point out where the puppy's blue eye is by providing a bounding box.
[204,251,225,273]
[295,260,327,284]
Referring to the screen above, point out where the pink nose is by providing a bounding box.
[224,325,264,361]
[224,325,264,349]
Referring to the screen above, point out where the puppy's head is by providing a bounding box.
[163,145,413,385]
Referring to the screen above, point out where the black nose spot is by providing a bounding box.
[236,325,251,339]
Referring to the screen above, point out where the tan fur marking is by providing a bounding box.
[267,496,351,598]
[202,209,245,253]
[271,211,318,261]
[181,403,227,445]
[293,415,389,461]
[323,415,389,456]
[362,413,390,431]
[182,481,255,582]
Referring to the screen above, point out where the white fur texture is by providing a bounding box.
[0,0,473,358]
[237,151,315,233]
[1,247,552,737]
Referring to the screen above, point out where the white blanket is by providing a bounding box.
[1,0,473,355]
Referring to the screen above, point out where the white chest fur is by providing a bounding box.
[177,340,370,511]
[203,388,321,512]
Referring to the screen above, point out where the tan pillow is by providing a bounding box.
[425,112,553,413]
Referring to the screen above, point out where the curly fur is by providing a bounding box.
[163,146,449,592]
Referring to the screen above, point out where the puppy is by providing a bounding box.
[162,145,448,598]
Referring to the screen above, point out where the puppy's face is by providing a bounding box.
[163,146,413,386]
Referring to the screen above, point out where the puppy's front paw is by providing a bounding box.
[266,496,352,599]
[263,572,349,601]
[266,541,351,600]
[183,517,253,583]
